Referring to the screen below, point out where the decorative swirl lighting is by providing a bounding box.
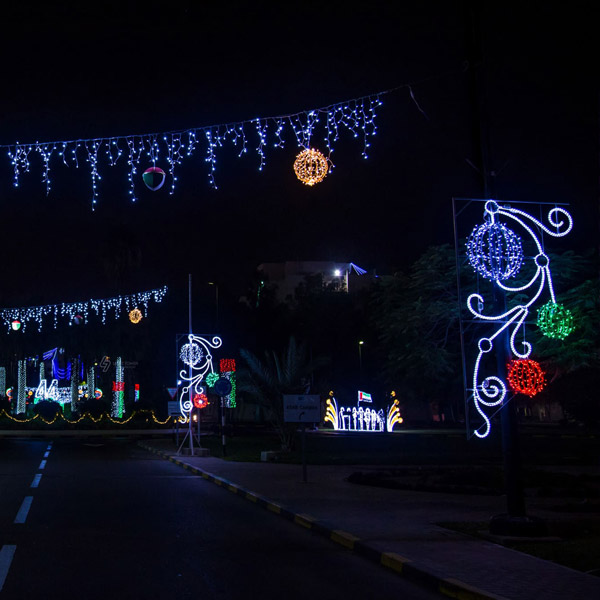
[467,201,572,438]
[178,334,222,418]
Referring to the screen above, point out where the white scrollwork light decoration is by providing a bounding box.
[467,201,573,438]
[178,334,222,419]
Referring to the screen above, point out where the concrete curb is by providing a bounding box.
[139,442,509,600]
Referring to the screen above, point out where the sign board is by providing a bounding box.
[167,401,180,416]
[283,395,321,423]
[166,387,178,399]
[213,377,232,397]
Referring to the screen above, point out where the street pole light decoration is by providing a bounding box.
[178,334,222,419]
[467,200,573,438]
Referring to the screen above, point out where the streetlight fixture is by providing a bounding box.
[358,340,364,381]
[208,282,219,330]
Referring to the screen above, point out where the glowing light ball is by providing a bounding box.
[11,319,21,331]
[466,221,523,281]
[94,389,103,399]
[129,308,143,324]
[205,372,219,387]
[142,166,166,191]
[193,393,209,409]
[73,314,84,325]
[537,301,575,340]
[179,342,203,367]
[507,359,545,397]
[293,148,329,186]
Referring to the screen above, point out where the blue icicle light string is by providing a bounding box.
[3,92,386,209]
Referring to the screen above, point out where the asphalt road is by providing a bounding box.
[0,438,440,599]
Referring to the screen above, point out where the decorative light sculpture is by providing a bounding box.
[179,342,203,367]
[219,358,236,408]
[193,393,209,409]
[1,285,167,332]
[537,301,575,340]
[178,334,222,419]
[129,308,143,324]
[324,392,385,432]
[466,219,523,281]
[112,357,124,418]
[507,359,545,397]
[142,166,166,191]
[467,201,573,438]
[293,148,329,186]
[205,372,219,387]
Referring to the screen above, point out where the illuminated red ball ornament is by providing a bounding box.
[192,393,209,409]
[507,359,545,397]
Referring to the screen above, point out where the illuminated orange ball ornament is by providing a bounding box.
[293,148,329,186]
[129,308,143,324]
[507,359,545,397]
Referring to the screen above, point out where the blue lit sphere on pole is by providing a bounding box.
[537,301,575,340]
[466,221,524,281]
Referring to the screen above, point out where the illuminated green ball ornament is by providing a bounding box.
[142,167,166,191]
[537,301,575,340]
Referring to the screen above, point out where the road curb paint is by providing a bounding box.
[138,442,504,600]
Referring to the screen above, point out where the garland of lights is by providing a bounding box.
[178,334,222,419]
[1,285,167,332]
[466,201,573,438]
[0,408,175,426]
[3,91,385,208]
[219,358,236,408]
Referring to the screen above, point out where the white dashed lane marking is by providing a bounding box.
[14,497,33,524]
[31,474,42,488]
[43,451,50,458]
[0,545,17,592]
[39,460,47,470]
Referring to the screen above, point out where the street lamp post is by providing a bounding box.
[208,282,219,330]
[358,341,364,382]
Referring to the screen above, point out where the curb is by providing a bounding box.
[139,442,508,600]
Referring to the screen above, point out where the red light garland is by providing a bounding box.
[507,359,545,397]
[220,358,236,373]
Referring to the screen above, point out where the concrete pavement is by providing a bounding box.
[139,438,599,600]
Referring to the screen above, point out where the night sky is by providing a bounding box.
[1,1,597,337]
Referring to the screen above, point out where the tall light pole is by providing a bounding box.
[358,340,364,383]
[208,282,219,331]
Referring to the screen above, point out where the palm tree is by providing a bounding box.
[239,336,326,451]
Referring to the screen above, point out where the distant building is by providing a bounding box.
[256,261,369,304]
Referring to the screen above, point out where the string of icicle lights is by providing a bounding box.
[1,285,168,332]
[3,90,391,209]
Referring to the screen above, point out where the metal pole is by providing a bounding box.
[301,425,307,483]
[221,397,226,457]
[188,274,194,455]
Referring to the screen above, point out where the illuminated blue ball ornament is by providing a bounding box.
[466,205,523,281]
[142,167,166,191]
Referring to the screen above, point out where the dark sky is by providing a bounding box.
[1,1,598,321]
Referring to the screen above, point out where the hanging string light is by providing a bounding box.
[0,285,167,332]
[4,90,387,207]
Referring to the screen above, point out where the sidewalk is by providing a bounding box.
[139,439,600,600]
